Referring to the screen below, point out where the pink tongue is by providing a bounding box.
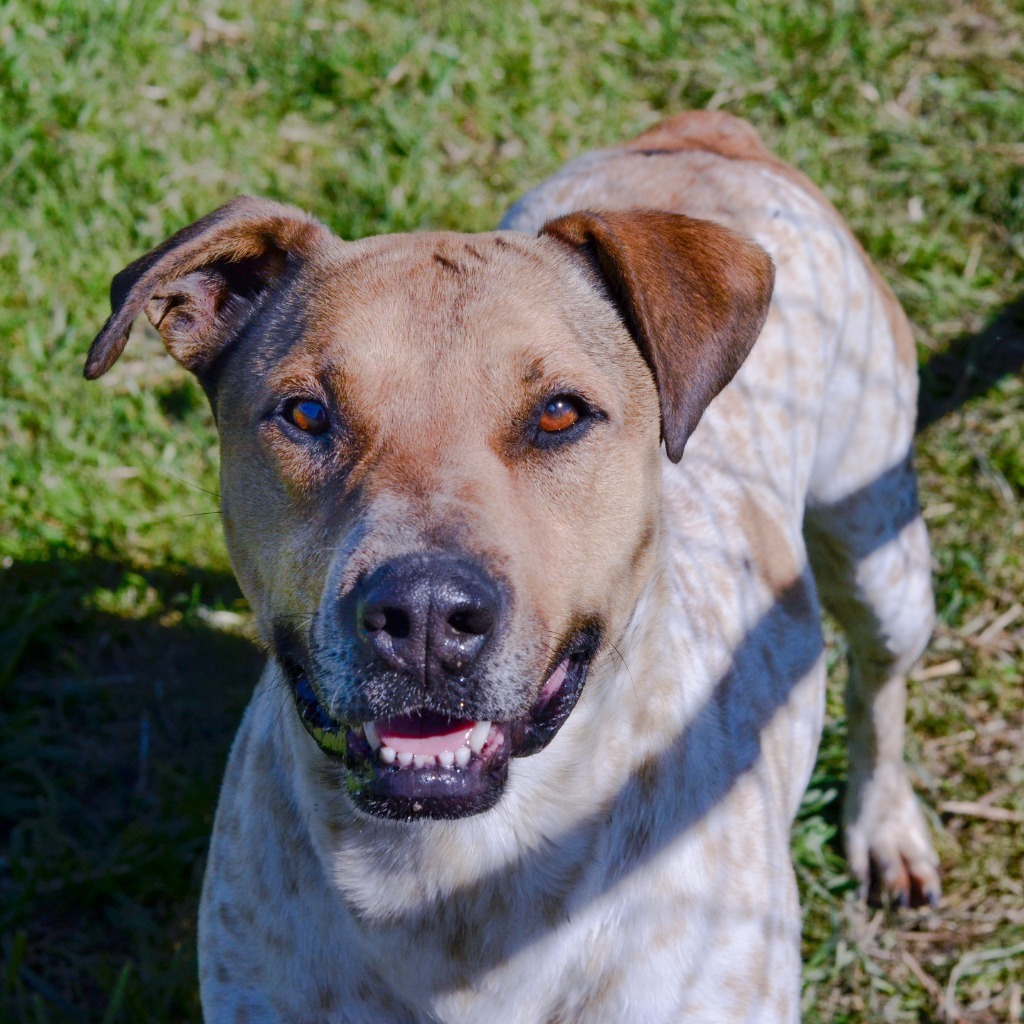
[540,658,570,703]
[376,712,475,756]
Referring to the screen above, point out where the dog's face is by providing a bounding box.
[216,233,665,820]
[86,199,773,821]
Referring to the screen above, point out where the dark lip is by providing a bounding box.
[509,624,600,757]
[283,625,600,821]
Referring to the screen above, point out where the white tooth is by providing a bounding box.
[380,745,396,765]
[439,750,455,768]
[455,745,471,767]
[363,721,380,750]
[397,750,413,767]
[414,754,435,769]
[468,720,491,754]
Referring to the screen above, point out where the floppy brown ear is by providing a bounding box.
[84,196,331,380]
[542,209,775,462]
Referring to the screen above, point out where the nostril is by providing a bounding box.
[362,605,412,640]
[447,606,494,637]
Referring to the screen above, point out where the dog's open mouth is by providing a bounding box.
[287,630,598,821]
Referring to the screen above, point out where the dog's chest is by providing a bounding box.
[276,711,805,1024]
[304,804,799,1024]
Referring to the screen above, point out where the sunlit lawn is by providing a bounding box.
[2,2,1022,1020]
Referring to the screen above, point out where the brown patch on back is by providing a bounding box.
[621,111,917,372]
[623,110,773,164]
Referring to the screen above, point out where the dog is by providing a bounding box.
[86,110,940,1023]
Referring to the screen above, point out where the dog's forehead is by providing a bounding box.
[284,229,631,391]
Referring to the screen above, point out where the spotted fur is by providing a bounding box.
[87,110,939,1023]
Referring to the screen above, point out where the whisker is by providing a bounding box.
[162,471,221,500]
[608,640,639,709]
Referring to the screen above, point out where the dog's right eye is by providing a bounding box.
[281,398,330,436]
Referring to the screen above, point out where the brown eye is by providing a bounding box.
[538,396,581,433]
[283,398,329,435]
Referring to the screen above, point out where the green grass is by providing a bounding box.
[2,1,1022,1020]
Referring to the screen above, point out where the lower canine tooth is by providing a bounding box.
[363,721,380,750]
[380,745,396,765]
[468,720,491,754]
[455,745,471,767]
[397,750,413,767]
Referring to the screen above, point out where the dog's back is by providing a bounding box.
[503,110,938,906]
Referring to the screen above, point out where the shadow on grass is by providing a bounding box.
[917,293,1024,432]
[0,553,262,1022]
[1,294,1021,1021]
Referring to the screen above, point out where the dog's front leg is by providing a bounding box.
[807,499,941,908]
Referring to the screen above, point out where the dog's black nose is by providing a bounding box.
[355,555,501,682]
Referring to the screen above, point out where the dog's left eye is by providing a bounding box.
[539,395,583,434]
[530,393,600,449]
[282,398,330,436]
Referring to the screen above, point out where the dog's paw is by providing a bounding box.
[843,767,940,909]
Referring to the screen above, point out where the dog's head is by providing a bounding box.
[87,197,773,821]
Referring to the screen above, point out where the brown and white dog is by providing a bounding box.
[86,111,939,1023]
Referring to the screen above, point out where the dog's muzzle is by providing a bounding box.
[279,554,600,820]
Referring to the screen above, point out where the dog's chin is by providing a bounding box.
[285,630,599,822]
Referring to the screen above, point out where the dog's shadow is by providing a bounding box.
[0,554,261,1018]
[917,294,1024,432]
[1,554,261,817]
[2,292,1021,1013]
